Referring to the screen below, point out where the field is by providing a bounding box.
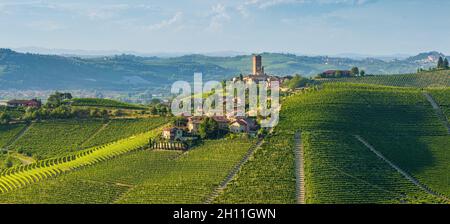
[82,117,169,148]
[302,131,442,203]
[9,120,105,159]
[1,74,449,204]
[71,98,147,110]
[216,83,449,204]
[214,132,296,204]
[317,71,450,88]
[428,88,450,118]
[0,127,164,194]
[0,138,254,203]
[0,124,26,148]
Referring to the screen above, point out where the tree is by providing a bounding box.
[4,156,13,168]
[285,74,310,90]
[0,112,11,124]
[351,67,360,76]
[444,58,449,69]
[360,70,366,77]
[437,57,444,69]
[198,117,219,139]
[46,92,71,108]
[150,106,158,115]
[173,116,188,127]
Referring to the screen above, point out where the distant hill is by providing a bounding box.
[0,48,447,91]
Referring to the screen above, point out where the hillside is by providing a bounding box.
[0,83,449,204]
[216,83,450,204]
[317,70,450,88]
[1,49,447,91]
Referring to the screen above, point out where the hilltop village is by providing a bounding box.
[160,55,283,146]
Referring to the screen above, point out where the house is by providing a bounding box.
[229,118,257,134]
[162,127,184,141]
[187,117,203,134]
[321,70,352,78]
[211,116,230,130]
[7,99,42,108]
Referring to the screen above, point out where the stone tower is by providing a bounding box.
[252,55,262,75]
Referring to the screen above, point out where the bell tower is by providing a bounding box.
[252,54,262,75]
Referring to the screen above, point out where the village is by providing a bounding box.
[160,55,280,144]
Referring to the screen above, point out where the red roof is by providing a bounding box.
[212,116,229,123]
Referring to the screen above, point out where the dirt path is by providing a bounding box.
[5,122,32,150]
[80,120,111,148]
[423,92,450,134]
[203,137,265,204]
[355,135,450,202]
[294,130,306,204]
[9,152,36,165]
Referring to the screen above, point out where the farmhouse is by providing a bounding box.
[229,118,257,134]
[162,127,184,141]
[187,116,203,134]
[7,99,42,108]
[211,116,230,130]
[320,70,352,78]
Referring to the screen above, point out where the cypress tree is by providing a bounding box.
[437,57,444,69]
[444,58,449,69]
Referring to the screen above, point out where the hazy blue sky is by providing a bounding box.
[1,0,449,55]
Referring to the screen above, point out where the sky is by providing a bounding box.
[0,0,450,55]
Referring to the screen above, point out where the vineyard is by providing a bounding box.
[214,132,296,204]
[0,138,254,203]
[0,124,26,148]
[428,88,450,118]
[0,78,449,204]
[317,71,450,88]
[82,117,169,148]
[216,82,449,204]
[71,98,147,110]
[0,126,164,194]
[9,120,105,159]
[302,131,443,203]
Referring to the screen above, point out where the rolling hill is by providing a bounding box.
[0,48,447,91]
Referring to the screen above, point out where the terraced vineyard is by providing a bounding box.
[9,120,105,159]
[0,127,165,194]
[216,83,449,204]
[0,138,254,203]
[82,117,169,148]
[318,71,450,88]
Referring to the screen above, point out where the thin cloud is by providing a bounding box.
[208,3,230,31]
[146,12,183,31]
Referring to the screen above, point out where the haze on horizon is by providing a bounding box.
[1,0,450,56]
